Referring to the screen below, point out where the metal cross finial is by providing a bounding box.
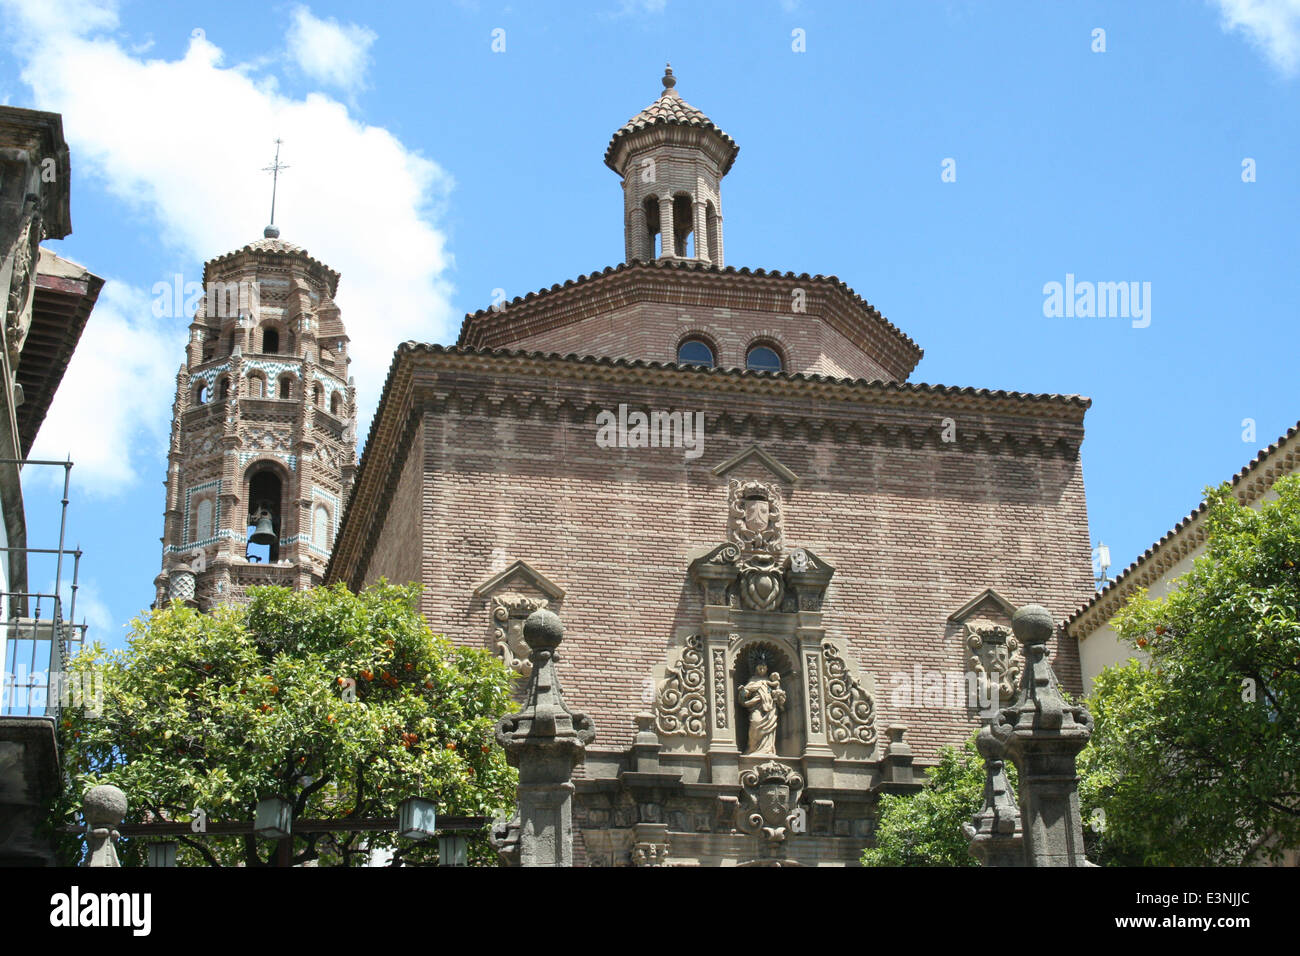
[262,139,290,236]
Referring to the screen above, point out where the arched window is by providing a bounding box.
[195,383,208,405]
[262,328,279,354]
[677,339,715,368]
[195,498,214,542]
[312,383,323,408]
[746,344,783,373]
[313,504,330,550]
[218,377,230,400]
[330,392,343,416]
[278,376,293,400]
[248,373,265,398]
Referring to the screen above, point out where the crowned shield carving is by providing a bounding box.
[737,761,804,845]
[491,593,548,678]
[729,479,784,556]
[965,619,1023,706]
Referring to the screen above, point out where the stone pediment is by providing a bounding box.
[947,587,1018,624]
[473,560,566,601]
[711,444,799,484]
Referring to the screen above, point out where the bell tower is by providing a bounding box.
[605,64,738,265]
[153,225,358,610]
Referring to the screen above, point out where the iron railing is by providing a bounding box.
[0,458,87,717]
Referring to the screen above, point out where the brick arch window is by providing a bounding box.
[247,371,266,398]
[195,382,208,405]
[278,375,294,400]
[745,341,784,373]
[330,391,343,416]
[312,382,323,408]
[261,326,280,354]
[218,377,231,400]
[312,503,331,550]
[194,497,214,542]
[676,336,716,369]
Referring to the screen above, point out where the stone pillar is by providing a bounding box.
[693,200,709,262]
[83,784,126,867]
[657,196,675,259]
[992,604,1093,867]
[627,201,648,262]
[880,724,914,784]
[494,608,595,866]
[963,725,1023,866]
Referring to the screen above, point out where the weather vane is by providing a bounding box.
[262,138,289,238]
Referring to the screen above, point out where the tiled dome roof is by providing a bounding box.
[604,64,738,173]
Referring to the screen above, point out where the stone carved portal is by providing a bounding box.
[649,469,880,764]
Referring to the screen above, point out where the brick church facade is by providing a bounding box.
[322,67,1096,866]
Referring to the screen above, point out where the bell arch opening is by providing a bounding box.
[246,466,285,563]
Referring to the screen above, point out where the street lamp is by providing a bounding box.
[397,797,436,841]
[438,832,468,867]
[146,841,177,867]
[254,797,293,840]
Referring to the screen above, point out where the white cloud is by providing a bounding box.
[42,577,116,637]
[286,5,377,92]
[30,280,180,494]
[3,0,457,492]
[1213,0,1300,77]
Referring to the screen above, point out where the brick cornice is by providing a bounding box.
[1068,420,1300,639]
[455,260,925,381]
[326,344,1090,589]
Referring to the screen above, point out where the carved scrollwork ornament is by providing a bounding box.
[654,634,708,737]
[822,642,877,747]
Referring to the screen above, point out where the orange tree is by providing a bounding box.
[55,581,517,866]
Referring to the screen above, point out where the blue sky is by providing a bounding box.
[0,0,1297,651]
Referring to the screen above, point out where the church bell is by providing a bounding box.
[249,507,277,546]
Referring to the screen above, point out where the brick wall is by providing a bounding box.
[501,300,894,382]
[349,361,1093,764]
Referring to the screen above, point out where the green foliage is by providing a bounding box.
[55,582,518,866]
[861,733,1016,866]
[1085,474,1300,865]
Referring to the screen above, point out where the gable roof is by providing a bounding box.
[1067,419,1300,638]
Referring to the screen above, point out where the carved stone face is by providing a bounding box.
[743,497,770,533]
[753,662,768,678]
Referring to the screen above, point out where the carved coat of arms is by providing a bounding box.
[737,760,804,845]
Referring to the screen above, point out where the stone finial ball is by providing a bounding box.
[523,608,565,651]
[1012,604,1055,645]
[84,784,127,827]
